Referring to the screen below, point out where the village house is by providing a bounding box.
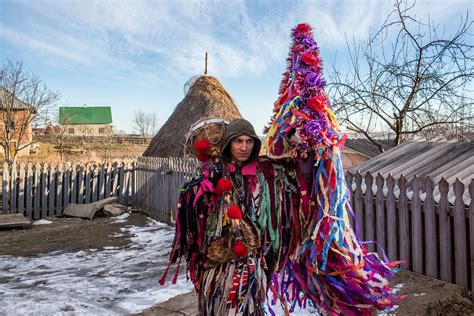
[59,106,113,138]
[0,87,36,157]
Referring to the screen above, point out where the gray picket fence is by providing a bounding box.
[135,157,198,223]
[346,171,473,295]
[1,161,137,219]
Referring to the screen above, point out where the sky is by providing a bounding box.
[0,0,472,134]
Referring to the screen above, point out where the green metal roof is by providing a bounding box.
[59,106,112,124]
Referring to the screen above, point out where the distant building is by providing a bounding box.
[342,138,393,169]
[0,87,36,157]
[59,106,113,137]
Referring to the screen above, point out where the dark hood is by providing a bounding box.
[221,118,261,165]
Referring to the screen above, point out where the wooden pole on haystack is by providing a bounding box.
[205,52,208,75]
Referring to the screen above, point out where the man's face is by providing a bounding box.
[230,135,255,164]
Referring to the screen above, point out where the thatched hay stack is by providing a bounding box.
[143,75,242,157]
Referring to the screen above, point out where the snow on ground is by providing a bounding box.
[0,217,192,315]
[32,219,53,225]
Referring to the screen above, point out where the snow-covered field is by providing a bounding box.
[0,216,192,315]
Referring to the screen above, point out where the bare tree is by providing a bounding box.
[132,110,158,142]
[329,0,474,151]
[0,59,60,167]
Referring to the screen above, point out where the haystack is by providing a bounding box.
[143,75,242,157]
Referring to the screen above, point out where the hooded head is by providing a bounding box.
[221,118,261,165]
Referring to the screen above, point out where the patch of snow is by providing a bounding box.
[33,219,53,225]
[110,212,130,223]
[392,283,405,293]
[0,218,192,315]
[413,293,426,297]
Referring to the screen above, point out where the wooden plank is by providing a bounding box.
[56,163,63,216]
[98,164,105,200]
[70,165,77,204]
[131,161,137,206]
[438,178,451,282]
[18,163,26,216]
[63,162,71,210]
[123,162,130,206]
[48,163,56,216]
[85,164,91,204]
[364,173,375,252]
[25,163,33,219]
[354,171,364,239]
[119,162,125,204]
[411,175,423,274]
[91,164,99,203]
[2,162,10,213]
[0,213,31,228]
[375,173,386,258]
[386,174,397,261]
[41,163,48,218]
[398,175,410,269]
[77,164,85,204]
[424,177,437,278]
[453,179,468,288]
[469,179,474,300]
[111,161,119,197]
[33,163,41,219]
[105,163,112,198]
[10,162,17,213]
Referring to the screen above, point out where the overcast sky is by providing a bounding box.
[1,0,471,134]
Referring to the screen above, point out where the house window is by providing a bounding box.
[68,128,75,134]
[99,128,105,134]
[5,118,15,133]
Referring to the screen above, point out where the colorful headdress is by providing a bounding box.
[264,23,342,159]
[185,117,228,161]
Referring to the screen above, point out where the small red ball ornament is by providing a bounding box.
[216,178,232,194]
[232,240,248,257]
[194,139,212,153]
[227,205,242,220]
[197,153,210,162]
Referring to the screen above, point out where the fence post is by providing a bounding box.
[469,179,474,301]
[63,162,71,209]
[424,177,437,278]
[56,163,64,216]
[411,175,423,274]
[48,163,56,217]
[375,173,386,257]
[85,164,91,204]
[398,175,410,269]
[364,173,374,252]
[18,163,26,216]
[34,163,41,219]
[41,163,48,218]
[453,179,468,289]
[2,162,9,213]
[25,163,33,219]
[119,162,125,204]
[10,162,17,213]
[354,171,363,239]
[346,171,355,228]
[386,174,397,261]
[91,164,99,203]
[438,178,451,283]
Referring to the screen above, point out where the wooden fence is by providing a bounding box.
[1,161,136,219]
[135,157,198,223]
[136,157,198,223]
[346,171,473,294]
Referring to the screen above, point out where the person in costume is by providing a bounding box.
[161,23,403,316]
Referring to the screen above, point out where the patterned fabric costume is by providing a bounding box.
[160,23,403,315]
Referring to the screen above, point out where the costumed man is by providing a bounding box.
[161,23,403,316]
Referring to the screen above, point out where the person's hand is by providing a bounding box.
[209,160,223,185]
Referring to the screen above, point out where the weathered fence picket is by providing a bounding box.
[453,179,467,289]
[424,177,437,278]
[411,175,422,274]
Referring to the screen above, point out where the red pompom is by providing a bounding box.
[197,153,210,162]
[301,53,319,67]
[227,205,242,220]
[232,240,248,257]
[216,178,232,194]
[306,95,326,112]
[194,139,212,153]
[295,23,312,34]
